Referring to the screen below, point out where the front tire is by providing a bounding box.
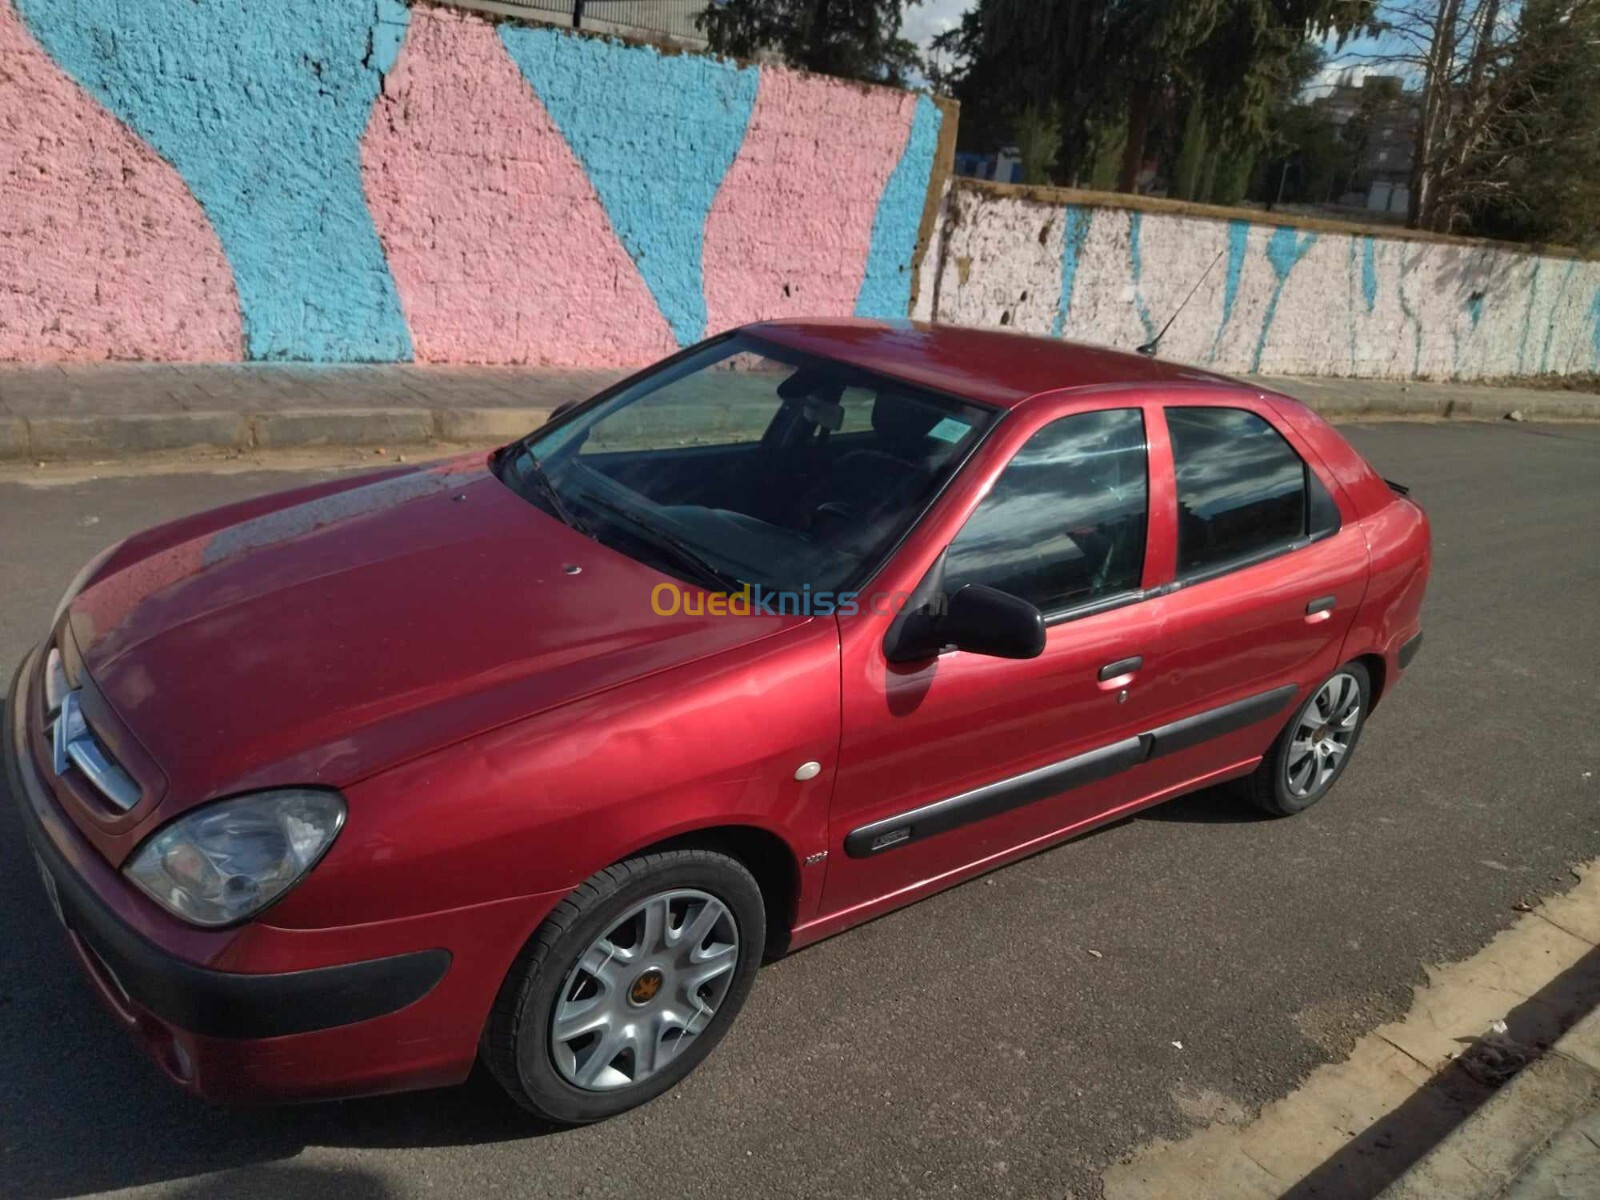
[483,849,765,1124]
[1242,662,1371,817]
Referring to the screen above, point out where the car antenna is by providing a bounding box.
[1136,247,1226,357]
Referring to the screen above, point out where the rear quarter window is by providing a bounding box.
[1167,406,1339,578]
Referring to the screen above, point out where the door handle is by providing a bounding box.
[1098,656,1143,682]
[1305,595,1337,615]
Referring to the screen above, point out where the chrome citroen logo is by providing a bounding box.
[51,691,86,777]
[48,690,141,812]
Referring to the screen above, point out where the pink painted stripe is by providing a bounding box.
[361,7,676,366]
[702,69,916,336]
[0,0,241,361]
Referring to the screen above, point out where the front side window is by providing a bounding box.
[944,409,1148,614]
[497,336,998,594]
[1167,406,1333,577]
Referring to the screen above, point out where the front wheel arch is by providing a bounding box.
[624,824,801,961]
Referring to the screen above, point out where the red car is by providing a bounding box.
[7,322,1429,1122]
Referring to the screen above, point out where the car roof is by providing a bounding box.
[745,318,1242,410]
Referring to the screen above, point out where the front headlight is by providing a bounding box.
[123,789,346,927]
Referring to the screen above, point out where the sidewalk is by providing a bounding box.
[1103,867,1600,1200]
[1,362,1597,460]
[1379,1007,1600,1199]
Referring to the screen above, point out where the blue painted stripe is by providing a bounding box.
[857,96,943,320]
[1590,287,1600,369]
[1517,260,1544,373]
[1393,245,1424,375]
[1128,213,1156,344]
[1361,237,1378,313]
[1251,227,1317,372]
[1208,220,1250,361]
[500,26,758,347]
[1539,259,1580,373]
[18,0,414,362]
[1050,207,1093,337]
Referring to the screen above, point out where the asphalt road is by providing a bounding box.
[1,421,1597,1200]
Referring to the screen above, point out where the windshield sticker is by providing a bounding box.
[927,418,971,444]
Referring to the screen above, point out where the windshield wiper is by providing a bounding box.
[576,493,744,594]
[500,446,593,538]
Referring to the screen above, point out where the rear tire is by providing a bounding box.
[1242,662,1371,817]
[482,849,764,1124]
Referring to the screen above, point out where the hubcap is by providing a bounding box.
[1285,672,1362,798]
[551,889,739,1092]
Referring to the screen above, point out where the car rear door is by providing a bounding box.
[1127,397,1370,797]
[820,398,1173,918]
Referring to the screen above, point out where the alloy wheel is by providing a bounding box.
[1284,672,1362,798]
[550,889,739,1091]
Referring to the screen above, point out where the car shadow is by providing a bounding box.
[1134,779,1276,824]
[0,700,563,1200]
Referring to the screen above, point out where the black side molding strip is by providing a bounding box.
[845,684,1303,858]
[1399,630,1423,669]
[844,737,1146,858]
[1143,684,1299,761]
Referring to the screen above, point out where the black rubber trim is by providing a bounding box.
[843,683,1303,857]
[1399,630,1424,669]
[7,649,451,1040]
[1304,595,1337,616]
[844,736,1145,858]
[1042,588,1149,628]
[1143,684,1299,761]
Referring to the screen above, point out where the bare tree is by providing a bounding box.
[1343,0,1586,232]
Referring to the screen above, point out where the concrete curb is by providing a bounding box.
[1377,1008,1600,1199]
[0,389,1595,461]
[0,406,554,461]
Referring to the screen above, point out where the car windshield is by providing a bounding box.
[495,335,998,595]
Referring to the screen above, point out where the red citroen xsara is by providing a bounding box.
[8,321,1429,1122]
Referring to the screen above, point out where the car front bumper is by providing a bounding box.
[6,643,562,1103]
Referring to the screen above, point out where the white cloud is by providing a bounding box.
[902,0,976,53]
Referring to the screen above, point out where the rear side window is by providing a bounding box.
[945,408,1147,614]
[1167,407,1338,578]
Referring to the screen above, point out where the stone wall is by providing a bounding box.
[4,0,1596,379]
[914,181,1600,380]
[0,0,945,363]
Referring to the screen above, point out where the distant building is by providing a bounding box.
[955,147,1023,184]
[1312,75,1418,215]
[453,0,710,50]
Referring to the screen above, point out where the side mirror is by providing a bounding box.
[942,584,1046,659]
[885,584,1046,662]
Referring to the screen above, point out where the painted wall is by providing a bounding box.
[915,183,1600,380]
[0,0,942,364]
[4,0,1595,379]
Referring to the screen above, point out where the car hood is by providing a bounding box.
[65,457,800,811]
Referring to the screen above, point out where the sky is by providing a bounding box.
[902,0,974,58]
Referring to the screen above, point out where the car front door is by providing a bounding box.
[819,400,1171,921]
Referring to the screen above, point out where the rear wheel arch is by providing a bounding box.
[1349,650,1387,709]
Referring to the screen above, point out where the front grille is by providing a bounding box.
[44,645,142,814]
